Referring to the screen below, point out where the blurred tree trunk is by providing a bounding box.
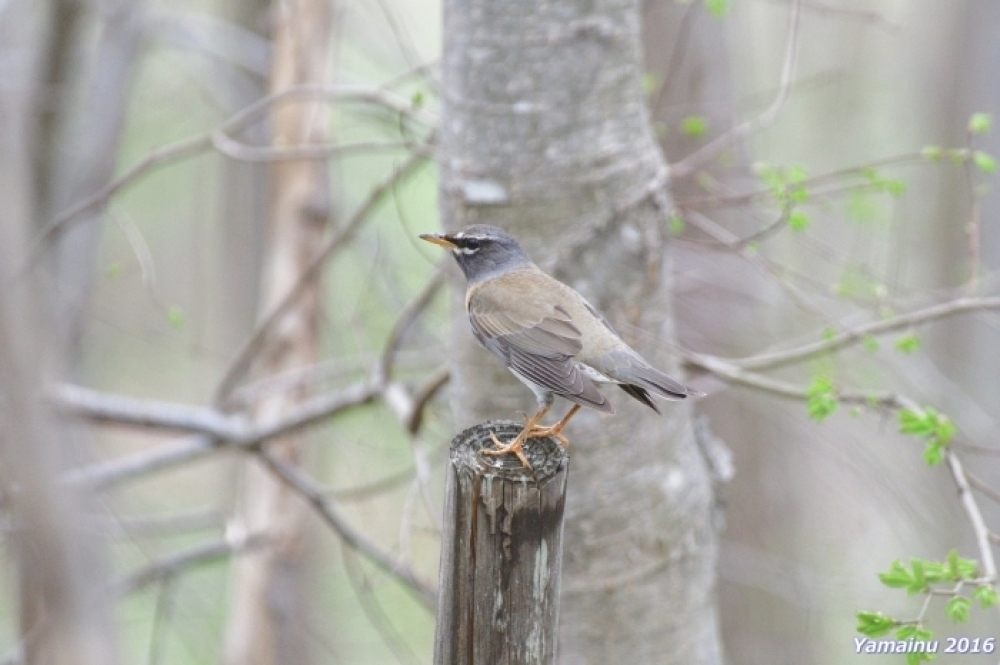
[224,1,332,664]
[439,1,722,662]
[643,3,817,662]
[0,0,137,662]
[215,0,270,350]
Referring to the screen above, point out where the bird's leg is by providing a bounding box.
[525,404,581,449]
[483,402,552,469]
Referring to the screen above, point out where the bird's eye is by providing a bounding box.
[464,237,481,250]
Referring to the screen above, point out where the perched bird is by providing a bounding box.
[420,224,701,468]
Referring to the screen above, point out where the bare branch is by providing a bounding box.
[945,451,999,592]
[406,366,451,434]
[376,263,447,384]
[25,85,437,271]
[671,0,802,178]
[683,351,915,410]
[58,380,380,489]
[211,132,424,162]
[687,349,998,606]
[256,450,436,608]
[53,383,245,439]
[116,533,272,596]
[966,472,1000,506]
[215,142,434,402]
[731,296,1000,371]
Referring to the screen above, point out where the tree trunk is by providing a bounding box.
[0,3,123,662]
[439,1,722,662]
[223,2,332,664]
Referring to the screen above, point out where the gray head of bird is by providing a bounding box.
[419,224,534,283]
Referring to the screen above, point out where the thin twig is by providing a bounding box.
[256,449,436,608]
[406,366,451,434]
[58,380,380,489]
[945,450,999,593]
[682,350,914,410]
[671,0,802,178]
[731,296,1000,371]
[25,85,436,270]
[687,348,998,610]
[966,472,1000,506]
[116,533,272,595]
[211,132,423,162]
[376,263,447,383]
[215,142,434,403]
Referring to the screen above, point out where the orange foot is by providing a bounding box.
[484,430,532,468]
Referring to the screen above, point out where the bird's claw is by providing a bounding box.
[525,425,570,448]
[484,431,532,469]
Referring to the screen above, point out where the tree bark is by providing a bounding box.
[439,1,722,662]
[223,2,332,664]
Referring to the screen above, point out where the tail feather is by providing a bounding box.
[604,351,702,402]
[619,384,661,413]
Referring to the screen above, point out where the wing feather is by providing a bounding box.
[468,284,611,412]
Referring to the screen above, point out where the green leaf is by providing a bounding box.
[786,165,808,184]
[856,610,896,637]
[946,550,962,579]
[900,408,936,436]
[973,151,996,174]
[863,336,879,352]
[945,596,971,623]
[167,306,185,329]
[894,334,921,354]
[908,559,927,594]
[954,555,978,579]
[906,651,935,665]
[923,440,944,466]
[668,214,685,235]
[788,186,809,203]
[411,90,424,108]
[896,624,920,640]
[680,115,708,138]
[974,584,998,608]
[878,560,913,589]
[922,560,949,584]
[105,262,123,279]
[788,210,809,231]
[805,376,838,422]
[934,416,956,446]
[883,179,907,197]
[704,0,731,19]
[969,113,993,135]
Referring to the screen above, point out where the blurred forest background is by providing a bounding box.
[1,0,999,664]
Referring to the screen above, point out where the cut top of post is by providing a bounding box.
[449,420,566,482]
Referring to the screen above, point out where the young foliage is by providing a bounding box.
[704,0,731,19]
[969,112,993,135]
[805,376,837,422]
[680,115,708,138]
[894,334,921,354]
[856,611,896,637]
[898,407,956,466]
[864,551,993,662]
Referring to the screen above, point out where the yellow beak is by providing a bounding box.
[419,233,458,250]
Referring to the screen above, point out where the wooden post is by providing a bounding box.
[434,420,569,665]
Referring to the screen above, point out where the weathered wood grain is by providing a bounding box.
[434,421,569,665]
